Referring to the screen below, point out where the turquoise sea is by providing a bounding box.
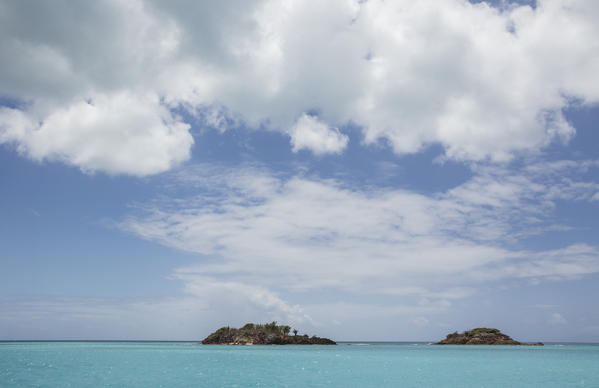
[1,342,598,387]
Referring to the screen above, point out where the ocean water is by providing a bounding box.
[1,342,598,387]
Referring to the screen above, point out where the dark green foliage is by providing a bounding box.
[263,321,279,333]
[466,328,500,336]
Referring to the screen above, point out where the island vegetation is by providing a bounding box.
[201,322,336,345]
[436,328,543,345]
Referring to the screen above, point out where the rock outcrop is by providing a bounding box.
[436,328,543,345]
[201,322,336,345]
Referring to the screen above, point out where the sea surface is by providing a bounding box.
[1,341,598,387]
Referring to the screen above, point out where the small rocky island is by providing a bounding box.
[436,328,543,345]
[201,322,336,345]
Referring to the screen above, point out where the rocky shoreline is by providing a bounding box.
[436,328,543,345]
[201,322,336,345]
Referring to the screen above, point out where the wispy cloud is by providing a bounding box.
[119,160,599,314]
[549,312,567,325]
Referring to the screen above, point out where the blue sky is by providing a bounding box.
[1,0,598,342]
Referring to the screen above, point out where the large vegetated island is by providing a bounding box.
[436,328,543,345]
[201,322,336,345]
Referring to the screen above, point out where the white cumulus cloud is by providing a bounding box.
[0,92,193,176]
[289,114,348,155]
[1,0,599,173]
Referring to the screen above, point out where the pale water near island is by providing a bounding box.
[1,341,598,387]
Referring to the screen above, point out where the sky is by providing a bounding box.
[1,0,598,342]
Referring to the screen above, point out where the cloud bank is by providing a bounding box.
[114,160,599,333]
[1,0,599,174]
